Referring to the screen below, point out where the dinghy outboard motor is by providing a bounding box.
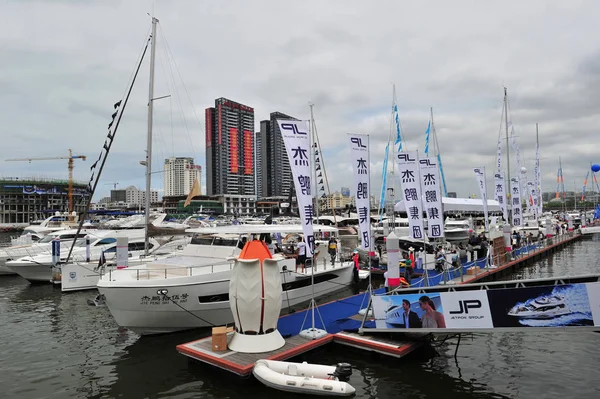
[331,363,353,382]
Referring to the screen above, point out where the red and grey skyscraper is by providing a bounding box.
[205,98,255,195]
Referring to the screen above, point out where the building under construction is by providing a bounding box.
[0,177,90,224]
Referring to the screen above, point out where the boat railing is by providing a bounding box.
[106,259,237,281]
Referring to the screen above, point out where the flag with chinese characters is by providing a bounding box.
[419,157,444,238]
[277,119,314,257]
[494,172,508,223]
[473,167,489,232]
[510,177,523,226]
[348,134,372,251]
[396,151,425,240]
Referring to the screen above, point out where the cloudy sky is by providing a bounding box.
[2,0,599,202]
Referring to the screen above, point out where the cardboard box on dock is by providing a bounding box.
[211,326,228,352]
[466,267,478,275]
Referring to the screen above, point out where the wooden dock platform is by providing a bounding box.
[176,332,333,376]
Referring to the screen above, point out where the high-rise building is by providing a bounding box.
[110,185,159,206]
[256,112,297,198]
[164,157,202,197]
[255,131,263,198]
[205,98,255,195]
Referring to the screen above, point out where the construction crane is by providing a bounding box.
[6,149,87,213]
[104,182,119,190]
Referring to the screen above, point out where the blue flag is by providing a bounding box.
[424,121,431,156]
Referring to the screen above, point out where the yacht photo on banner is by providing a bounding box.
[486,283,595,328]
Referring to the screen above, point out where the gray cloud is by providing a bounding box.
[1,0,598,202]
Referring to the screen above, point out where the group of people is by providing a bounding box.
[396,296,447,329]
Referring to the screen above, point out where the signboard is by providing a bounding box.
[396,151,425,240]
[494,172,508,223]
[348,134,371,250]
[372,282,600,329]
[278,119,314,257]
[419,157,443,238]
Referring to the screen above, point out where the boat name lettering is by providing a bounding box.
[140,293,188,305]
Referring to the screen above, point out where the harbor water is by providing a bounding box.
[0,233,599,399]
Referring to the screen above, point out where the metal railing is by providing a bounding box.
[405,231,579,288]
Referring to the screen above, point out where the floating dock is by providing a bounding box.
[176,288,425,376]
[177,333,333,376]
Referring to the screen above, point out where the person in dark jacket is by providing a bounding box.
[401,299,422,328]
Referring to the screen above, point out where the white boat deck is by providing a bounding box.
[102,255,353,282]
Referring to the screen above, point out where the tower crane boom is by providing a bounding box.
[5,149,87,214]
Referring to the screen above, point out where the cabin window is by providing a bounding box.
[95,238,118,246]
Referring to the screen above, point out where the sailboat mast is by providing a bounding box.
[144,16,158,255]
[504,87,511,223]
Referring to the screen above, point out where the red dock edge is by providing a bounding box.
[176,334,334,376]
[333,332,422,358]
[176,332,423,376]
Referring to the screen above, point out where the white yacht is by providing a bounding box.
[5,230,158,283]
[97,224,356,335]
[0,228,92,275]
[444,218,473,242]
[507,295,570,319]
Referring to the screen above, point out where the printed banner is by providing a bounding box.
[371,282,600,330]
[277,120,314,257]
[419,157,444,238]
[494,172,508,223]
[473,167,489,232]
[396,151,425,240]
[349,134,372,251]
[510,177,523,226]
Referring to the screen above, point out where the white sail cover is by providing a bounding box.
[277,120,314,257]
[348,134,372,251]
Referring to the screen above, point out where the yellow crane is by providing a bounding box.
[6,149,87,213]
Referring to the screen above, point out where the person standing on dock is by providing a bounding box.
[296,240,306,272]
[328,236,338,265]
[401,299,422,328]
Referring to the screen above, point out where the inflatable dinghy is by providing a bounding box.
[253,359,355,396]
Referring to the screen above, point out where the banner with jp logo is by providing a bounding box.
[277,120,314,257]
[510,177,523,226]
[473,167,489,232]
[418,157,444,239]
[396,151,425,240]
[371,282,600,330]
[348,134,371,251]
[494,172,508,223]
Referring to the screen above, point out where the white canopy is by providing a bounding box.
[185,224,339,235]
[394,197,501,213]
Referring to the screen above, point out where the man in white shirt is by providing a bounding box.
[383,270,389,293]
[296,241,306,272]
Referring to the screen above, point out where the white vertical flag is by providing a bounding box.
[396,152,425,240]
[510,177,523,226]
[277,120,314,257]
[494,172,508,223]
[527,181,537,218]
[419,158,444,238]
[535,144,542,215]
[526,181,534,216]
[496,139,502,173]
[473,167,489,232]
[348,134,372,251]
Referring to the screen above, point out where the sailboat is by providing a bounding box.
[96,22,356,335]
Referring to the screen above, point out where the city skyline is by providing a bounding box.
[2,1,599,204]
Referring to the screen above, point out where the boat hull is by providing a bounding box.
[97,265,355,335]
[6,263,52,283]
